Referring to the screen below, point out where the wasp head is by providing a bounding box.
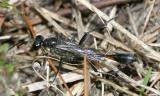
[31,35,58,51]
[31,35,44,51]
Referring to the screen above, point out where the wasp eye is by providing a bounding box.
[31,35,44,51]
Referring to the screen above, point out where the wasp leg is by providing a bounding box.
[78,26,106,46]
[53,57,63,82]
[78,17,115,46]
[78,32,90,46]
[58,57,63,73]
[88,60,98,72]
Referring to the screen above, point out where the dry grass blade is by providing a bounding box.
[72,0,85,40]
[76,0,160,62]
[2,0,160,95]
[56,0,141,16]
[141,0,155,34]
[101,59,160,95]
[34,7,70,37]
[41,8,77,29]
[127,6,138,36]
[99,78,139,96]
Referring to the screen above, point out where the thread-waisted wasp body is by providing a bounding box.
[31,35,136,64]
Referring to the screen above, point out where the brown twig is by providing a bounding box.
[76,0,160,95]
[48,59,73,96]
[83,55,89,96]
[21,5,36,39]
[0,16,5,29]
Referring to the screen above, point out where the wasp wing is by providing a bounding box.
[56,45,105,61]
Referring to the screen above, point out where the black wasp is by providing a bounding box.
[31,33,136,65]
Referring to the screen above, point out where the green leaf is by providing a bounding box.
[0,0,10,9]
[140,68,152,96]
[0,43,9,53]
[5,64,15,76]
[0,58,5,66]
[0,0,18,15]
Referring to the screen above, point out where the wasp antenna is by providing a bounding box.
[8,39,26,51]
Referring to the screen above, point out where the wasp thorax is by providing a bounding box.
[42,37,57,48]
